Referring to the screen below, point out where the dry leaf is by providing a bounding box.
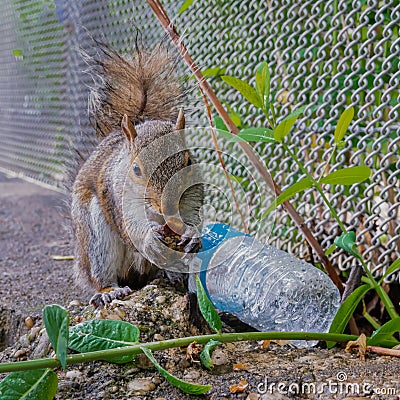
[229,379,249,393]
[233,363,248,371]
[261,340,271,349]
[186,341,201,362]
[345,333,367,360]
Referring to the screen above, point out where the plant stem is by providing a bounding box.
[363,310,380,330]
[282,143,347,233]
[0,331,358,373]
[358,258,399,320]
[317,145,337,183]
[270,103,277,127]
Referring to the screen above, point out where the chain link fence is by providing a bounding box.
[0,0,399,281]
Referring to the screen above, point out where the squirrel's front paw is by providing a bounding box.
[90,286,133,309]
[154,222,202,254]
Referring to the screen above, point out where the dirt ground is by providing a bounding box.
[0,172,399,400]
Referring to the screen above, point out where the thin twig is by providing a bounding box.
[367,346,400,357]
[146,0,344,293]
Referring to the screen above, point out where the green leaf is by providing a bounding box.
[325,243,337,256]
[201,66,226,78]
[217,130,245,142]
[199,339,222,370]
[262,177,314,217]
[320,166,371,186]
[214,116,228,132]
[195,275,222,333]
[42,305,69,370]
[236,127,276,143]
[273,114,299,142]
[141,347,212,395]
[0,369,58,400]
[256,62,270,107]
[368,318,400,347]
[327,284,372,348]
[12,49,23,57]
[379,259,400,283]
[281,105,308,122]
[69,320,139,364]
[221,76,263,108]
[230,113,242,128]
[178,0,195,14]
[334,231,361,259]
[334,107,354,144]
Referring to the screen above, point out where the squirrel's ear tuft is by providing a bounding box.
[121,114,137,143]
[176,108,185,131]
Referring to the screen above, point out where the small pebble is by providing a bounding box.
[134,354,155,369]
[28,327,41,342]
[128,378,156,394]
[109,386,118,393]
[247,393,260,400]
[66,370,82,380]
[211,349,229,366]
[69,300,83,307]
[18,334,30,347]
[155,295,166,304]
[13,349,26,358]
[153,334,164,341]
[152,377,162,385]
[183,369,201,381]
[24,316,34,329]
[125,367,140,375]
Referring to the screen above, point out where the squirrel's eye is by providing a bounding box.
[132,163,142,177]
[187,158,192,167]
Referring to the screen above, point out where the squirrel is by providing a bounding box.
[71,44,203,308]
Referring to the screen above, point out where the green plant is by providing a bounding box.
[219,62,400,341]
[1,289,399,399]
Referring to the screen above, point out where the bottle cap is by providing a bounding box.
[199,223,246,253]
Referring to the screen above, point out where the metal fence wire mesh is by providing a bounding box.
[0,0,399,281]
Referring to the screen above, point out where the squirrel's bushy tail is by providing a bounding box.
[88,44,183,138]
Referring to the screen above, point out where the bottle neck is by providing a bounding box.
[195,223,248,295]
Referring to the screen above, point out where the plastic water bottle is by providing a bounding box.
[193,223,341,347]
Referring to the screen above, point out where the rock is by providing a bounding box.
[212,348,229,366]
[69,300,83,307]
[13,349,26,358]
[153,333,164,341]
[28,327,41,342]
[31,331,50,358]
[24,316,34,329]
[155,295,166,304]
[134,353,155,369]
[18,334,30,348]
[66,370,83,380]
[183,369,201,381]
[109,386,118,393]
[127,378,156,395]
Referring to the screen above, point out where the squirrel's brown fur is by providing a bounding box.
[71,44,202,308]
[89,45,183,138]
